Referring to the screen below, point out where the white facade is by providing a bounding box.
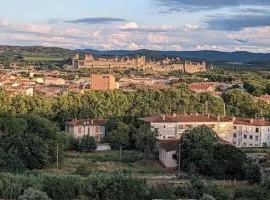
[159,147,177,168]
[141,114,270,148]
[147,119,234,141]
[232,124,270,147]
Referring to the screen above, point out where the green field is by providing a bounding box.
[42,150,166,175]
[24,56,68,61]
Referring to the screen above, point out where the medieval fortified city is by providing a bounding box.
[1,0,270,200]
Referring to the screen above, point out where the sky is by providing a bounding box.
[0,0,270,52]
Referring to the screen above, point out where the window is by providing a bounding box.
[186,124,192,129]
[164,125,166,128]
[244,135,247,139]
[255,144,258,147]
[255,136,259,141]
[249,144,253,146]
[88,127,90,135]
[233,142,236,145]
[78,127,82,134]
[268,128,270,132]
[233,134,237,138]
[178,125,184,129]
[243,143,247,146]
[250,135,253,140]
[234,126,237,130]
[95,126,100,133]
[256,127,260,133]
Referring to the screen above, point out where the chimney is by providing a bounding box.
[208,113,210,118]
[217,115,220,122]
[91,119,94,124]
[72,119,75,125]
[232,116,236,123]
[195,113,198,116]
[172,111,177,118]
[250,118,254,124]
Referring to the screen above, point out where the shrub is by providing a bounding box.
[19,188,51,200]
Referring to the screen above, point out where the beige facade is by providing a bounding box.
[90,74,116,90]
[72,54,206,73]
[65,119,107,141]
[140,114,234,141]
[44,77,66,86]
[74,53,146,69]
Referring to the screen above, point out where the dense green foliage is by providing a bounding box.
[180,126,261,182]
[0,88,227,128]
[1,172,270,200]
[0,115,64,171]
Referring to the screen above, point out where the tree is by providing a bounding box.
[77,135,97,152]
[180,125,218,173]
[134,124,158,159]
[105,122,130,149]
[179,125,249,180]
[246,163,262,184]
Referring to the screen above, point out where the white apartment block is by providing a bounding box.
[232,118,270,147]
[140,114,270,148]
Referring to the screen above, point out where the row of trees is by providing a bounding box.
[0,88,226,129]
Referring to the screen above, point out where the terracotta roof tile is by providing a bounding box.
[65,119,107,126]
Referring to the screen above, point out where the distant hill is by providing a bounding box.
[1,45,270,64]
[76,49,270,63]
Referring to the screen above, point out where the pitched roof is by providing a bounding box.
[159,140,179,152]
[233,117,270,126]
[188,82,214,91]
[65,119,107,126]
[140,114,232,123]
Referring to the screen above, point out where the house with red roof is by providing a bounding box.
[65,119,107,141]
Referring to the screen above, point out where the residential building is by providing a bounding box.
[232,117,270,147]
[65,119,107,141]
[158,140,179,168]
[140,113,270,148]
[140,113,234,141]
[90,74,117,90]
[188,82,215,93]
[44,77,66,86]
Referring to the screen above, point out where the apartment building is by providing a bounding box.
[140,113,270,148]
[232,118,270,147]
[140,113,234,141]
[90,74,117,90]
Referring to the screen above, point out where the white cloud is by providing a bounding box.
[65,28,82,34]
[148,33,168,43]
[119,22,138,29]
[23,24,52,33]
[128,42,140,50]
[184,24,198,31]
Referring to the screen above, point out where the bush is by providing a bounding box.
[200,194,216,200]
[246,163,262,184]
[19,188,51,200]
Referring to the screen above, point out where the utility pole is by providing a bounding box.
[223,103,226,117]
[119,146,122,172]
[56,146,59,170]
[178,143,181,177]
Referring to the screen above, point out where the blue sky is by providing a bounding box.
[0,0,270,52]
